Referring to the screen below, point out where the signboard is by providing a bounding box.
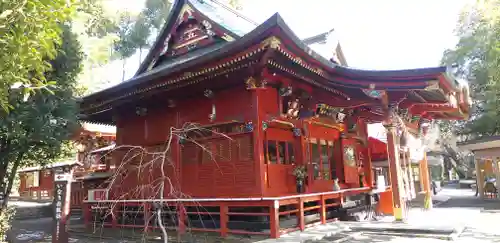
[52,167,73,243]
[87,189,108,202]
[54,173,72,182]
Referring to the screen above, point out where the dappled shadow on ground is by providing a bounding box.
[438,197,500,210]
[317,233,450,243]
[458,228,500,242]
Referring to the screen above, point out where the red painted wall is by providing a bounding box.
[110,79,375,200]
[111,88,262,199]
[18,169,54,200]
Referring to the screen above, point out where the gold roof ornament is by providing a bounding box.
[424,81,440,90]
[260,36,282,49]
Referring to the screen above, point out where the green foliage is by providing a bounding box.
[0,0,77,111]
[113,13,138,60]
[72,0,125,94]
[0,24,83,200]
[228,0,243,10]
[142,0,173,31]
[113,0,172,60]
[0,206,15,241]
[441,0,500,140]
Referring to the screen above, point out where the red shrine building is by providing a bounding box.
[17,122,115,206]
[78,0,471,238]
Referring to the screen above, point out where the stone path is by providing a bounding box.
[9,187,500,242]
[312,187,500,242]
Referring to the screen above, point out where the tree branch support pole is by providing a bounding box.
[406,151,416,199]
[384,123,406,221]
[420,153,432,209]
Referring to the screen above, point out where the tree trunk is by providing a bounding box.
[0,140,11,189]
[122,59,127,82]
[139,47,143,65]
[2,152,24,208]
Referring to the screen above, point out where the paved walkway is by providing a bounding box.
[262,187,500,242]
[8,187,500,242]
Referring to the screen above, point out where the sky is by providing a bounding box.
[100,0,474,86]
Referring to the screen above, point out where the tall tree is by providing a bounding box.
[0,0,77,111]
[113,13,137,81]
[0,24,83,206]
[73,0,125,94]
[441,0,500,140]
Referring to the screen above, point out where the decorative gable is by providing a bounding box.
[139,0,255,75]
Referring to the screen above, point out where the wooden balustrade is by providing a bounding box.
[82,187,370,239]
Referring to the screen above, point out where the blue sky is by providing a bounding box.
[103,0,473,86]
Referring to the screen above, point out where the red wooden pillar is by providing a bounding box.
[384,124,406,221]
[250,87,266,195]
[220,203,228,237]
[319,195,326,224]
[302,121,312,193]
[298,198,305,231]
[83,203,91,228]
[420,153,433,209]
[144,203,151,232]
[178,203,186,234]
[269,201,280,239]
[359,120,373,187]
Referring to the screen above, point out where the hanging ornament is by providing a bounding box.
[262,121,268,131]
[293,128,302,137]
[178,134,186,144]
[244,122,254,132]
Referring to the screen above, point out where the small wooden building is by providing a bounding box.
[17,122,115,207]
[18,161,80,201]
[458,136,500,199]
[78,0,470,238]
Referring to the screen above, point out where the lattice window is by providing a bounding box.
[237,135,253,161]
[310,139,336,180]
[215,139,231,162]
[201,142,214,164]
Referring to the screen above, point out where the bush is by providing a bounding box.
[0,206,16,242]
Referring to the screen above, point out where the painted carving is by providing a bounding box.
[343,146,356,167]
[279,86,293,97]
[173,23,209,51]
[286,98,301,119]
[362,89,384,99]
[159,34,172,56]
[260,36,282,49]
[245,76,257,89]
[315,104,345,123]
[424,81,440,90]
[448,92,458,108]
